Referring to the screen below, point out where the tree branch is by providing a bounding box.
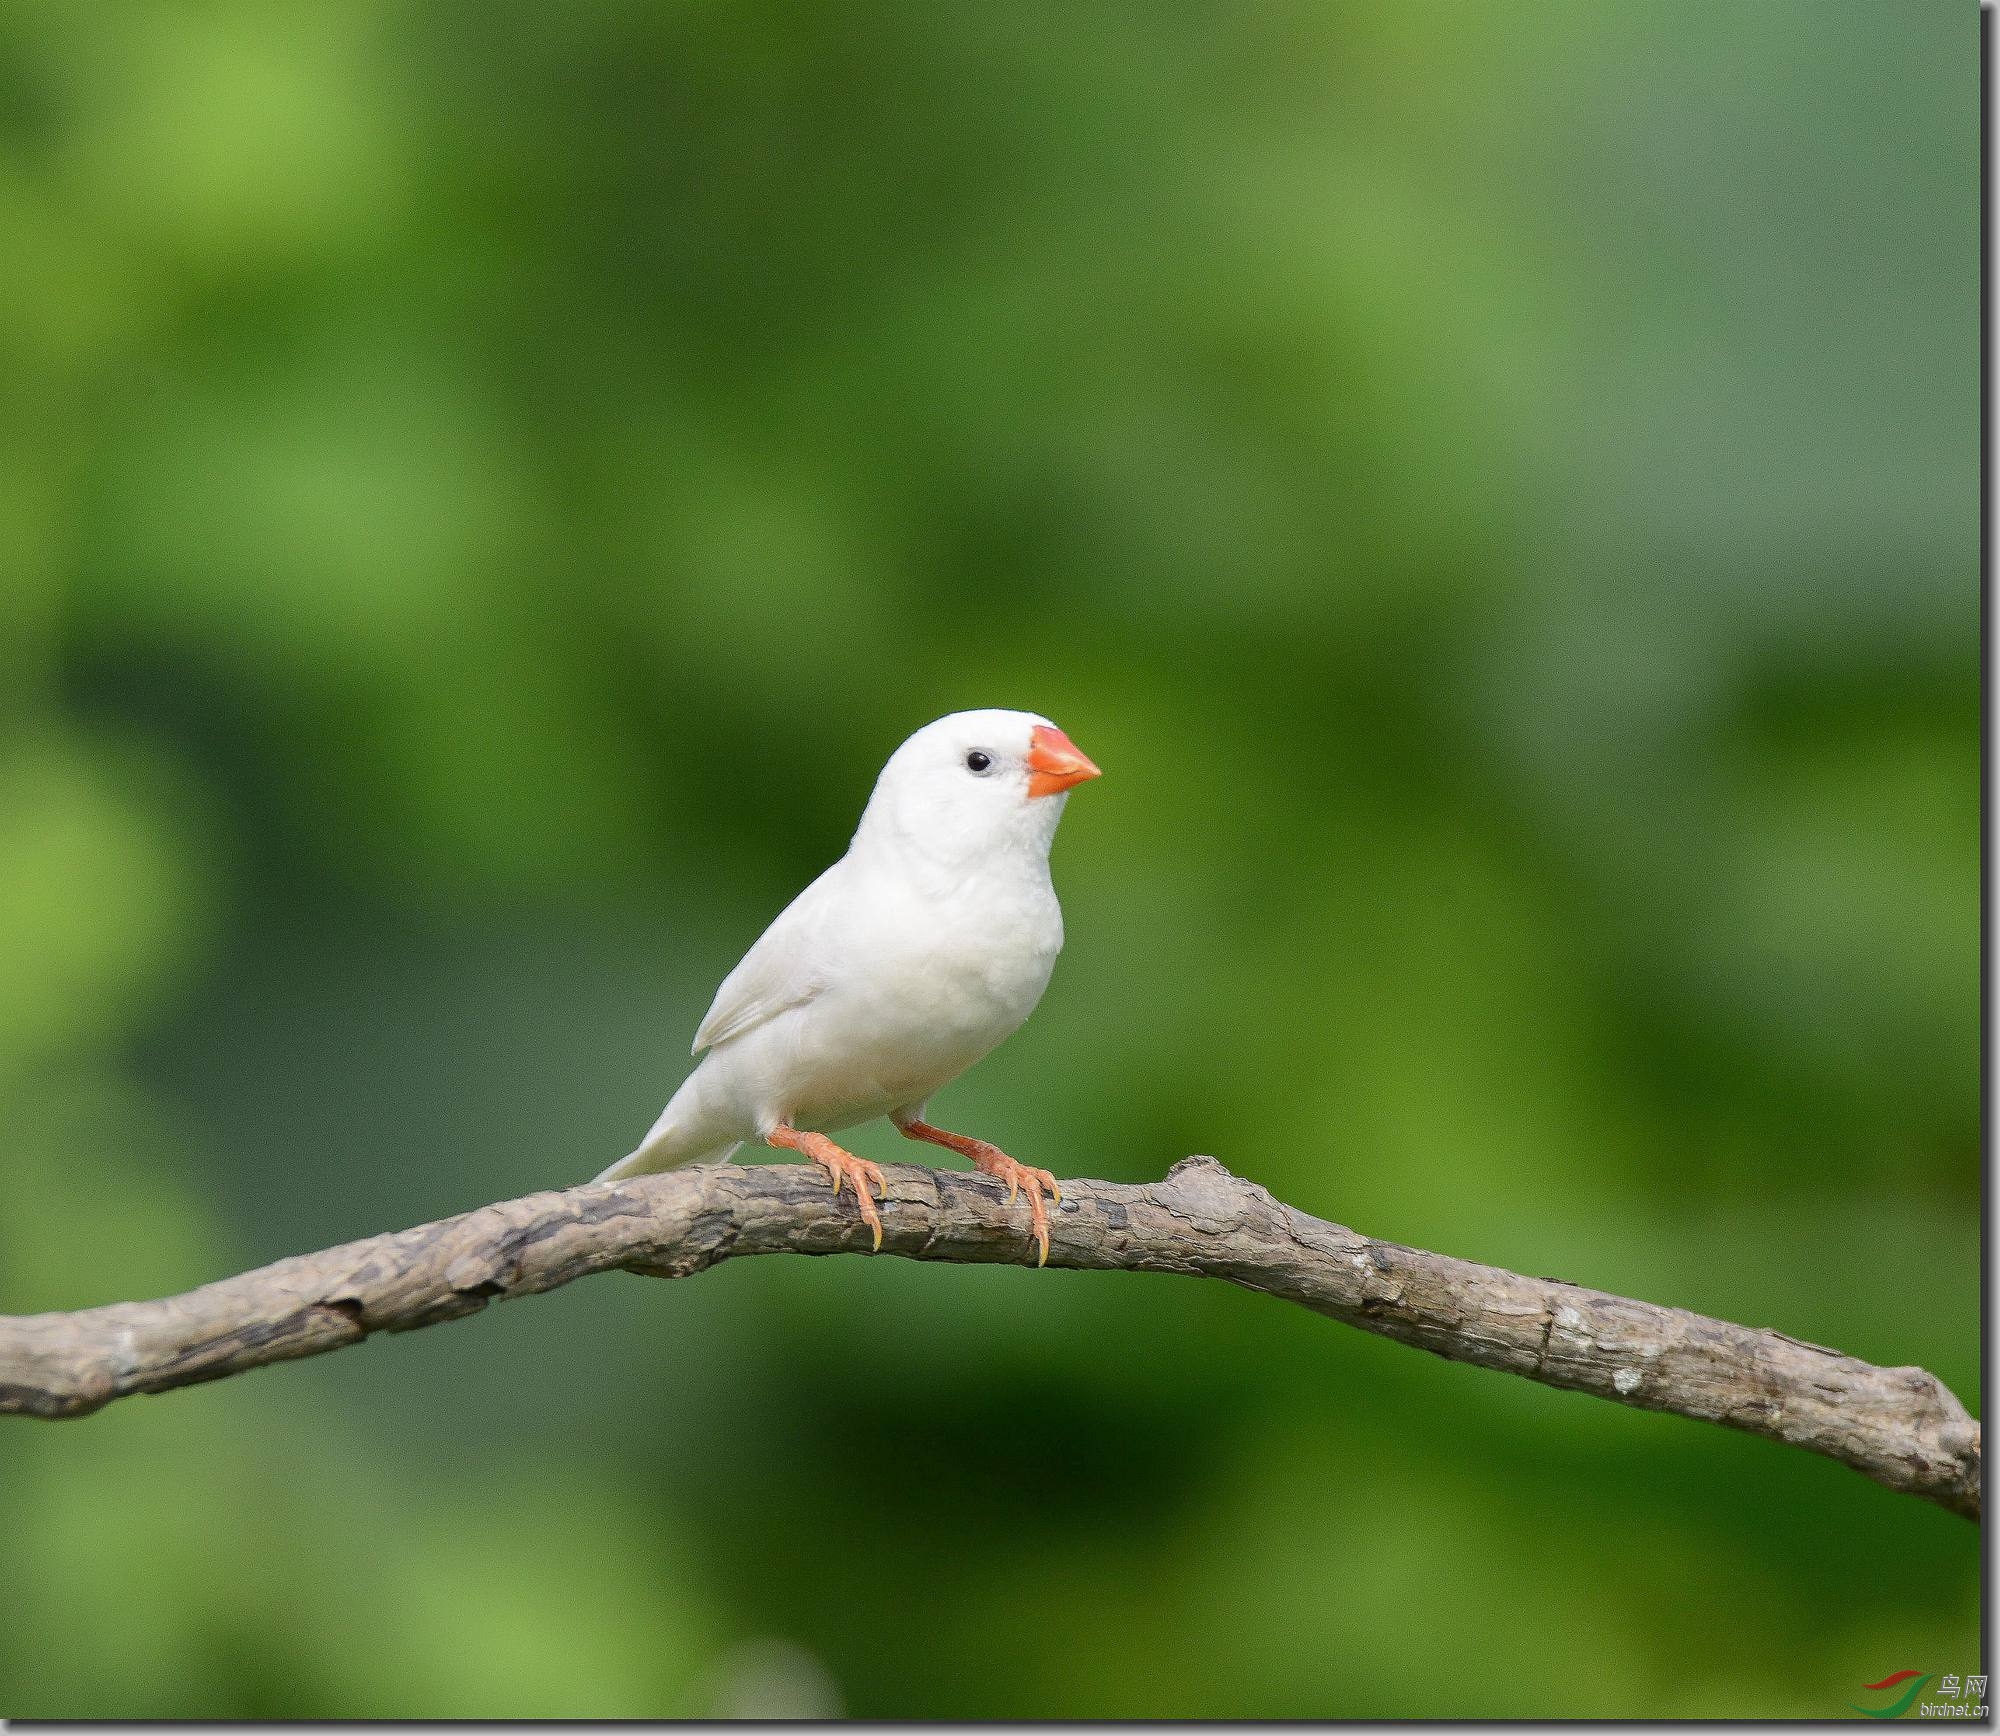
[0,1157,1978,1520]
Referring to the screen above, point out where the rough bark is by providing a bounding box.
[0,1157,1979,1520]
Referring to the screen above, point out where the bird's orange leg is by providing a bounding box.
[765,1123,886,1251]
[893,1117,1061,1267]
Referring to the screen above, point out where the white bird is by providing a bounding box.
[595,709,1102,1263]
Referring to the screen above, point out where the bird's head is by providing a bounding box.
[854,709,1101,874]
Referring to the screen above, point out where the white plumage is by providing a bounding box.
[595,709,1100,1260]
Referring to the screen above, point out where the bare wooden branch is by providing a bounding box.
[0,1157,1978,1519]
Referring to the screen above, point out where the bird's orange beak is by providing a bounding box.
[1026,724,1101,798]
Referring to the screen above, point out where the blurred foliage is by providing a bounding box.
[0,0,1977,1719]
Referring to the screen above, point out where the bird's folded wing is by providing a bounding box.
[691,861,842,1053]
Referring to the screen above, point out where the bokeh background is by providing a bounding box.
[0,0,1978,1719]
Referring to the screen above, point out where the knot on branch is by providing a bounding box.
[1153,1153,1285,1234]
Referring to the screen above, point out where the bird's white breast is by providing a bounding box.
[751,863,1062,1133]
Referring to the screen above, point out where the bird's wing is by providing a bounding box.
[691,860,846,1053]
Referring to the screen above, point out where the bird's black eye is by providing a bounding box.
[965,750,993,774]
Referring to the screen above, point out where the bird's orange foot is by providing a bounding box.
[970,1150,1061,1266]
[893,1119,1063,1267]
[766,1126,885,1250]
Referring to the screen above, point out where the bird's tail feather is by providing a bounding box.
[592,1073,743,1183]
[593,1136,741,1184]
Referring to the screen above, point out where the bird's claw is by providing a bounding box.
[792,1138,886,1250]
[968,1150,1060,1268]
[839,1157,887,1248]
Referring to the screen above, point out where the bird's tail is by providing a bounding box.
[592,1071,743,1183]
[593,1137,741,1184]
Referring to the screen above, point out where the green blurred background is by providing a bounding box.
[0,0,1978,1719]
